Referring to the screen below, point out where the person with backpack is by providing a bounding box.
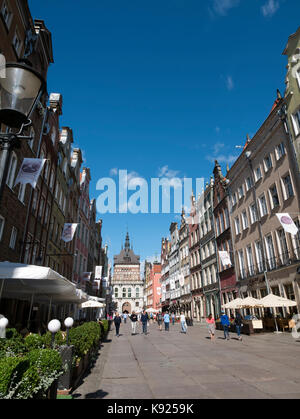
[234,311,243,341]
[220,311,230,340]
[157,311,163,331]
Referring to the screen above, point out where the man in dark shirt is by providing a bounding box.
[113,312,122,337]
[130,311,138,335]
[141,310,149,335]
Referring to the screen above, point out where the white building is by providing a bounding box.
[112,233,144,314]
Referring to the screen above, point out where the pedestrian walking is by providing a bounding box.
[157,311,163,331]
[150,312,153,324]
[113,312,122,337]
[220,311,230,340]
[141,310,149,334]
[234,311,243,341]
[180,312,187,334]
[123,312,127,324]
[206,313,216,341]
[130,311,138,335]
[171,313,175,326]
[164,311,170,331]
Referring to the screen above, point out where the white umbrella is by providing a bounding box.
[222,298,243,309]
[260,294,297,308]
[238,296,264,308]
[260,294,297,333]
[146,308,159,313]
[81,300,105,308]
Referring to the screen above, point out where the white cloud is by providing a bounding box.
[206,154,239,165]
[226,75,234,91]
[109,167,118,176]
[157,165,180,179]
[213,142,225,154]
[261,0,280,17]
[211,0,240,16]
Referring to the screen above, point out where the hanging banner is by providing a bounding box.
[219,251,232,267]
[161,284,166,294]
[276,213,299,236]
[170,277,175,290]
[61,223,78,242]
[156,287,161,296]
[93,280,101,290]
[95,266,102,279]
[14,158,46,188]
[82,272,92,281]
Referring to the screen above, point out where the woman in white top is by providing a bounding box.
[180,312,187,334]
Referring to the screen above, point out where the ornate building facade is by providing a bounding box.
[112,232,144,314]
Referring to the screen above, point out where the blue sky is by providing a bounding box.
[29,0,300,270]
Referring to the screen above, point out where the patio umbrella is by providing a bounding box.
[238,296,264,308]
[222,298,243,309]
[260,294,297,333]
[146,308,159,313]
[260,294,297,308]
[81,300,105,308]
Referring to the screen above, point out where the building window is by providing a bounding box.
[9,226,17,249]
[28,127,35,150]
[18,183,26,203]
[275,142,286,160]
[255,166,262,182]
[246,176,253,191]
[291,109,300,136]
[238,250,246,279]
[264,154,272,172]
[269,185,280,208]
[234,217,240,235]
[232,192,237,207]
[128,288,132,298]
[6,152,17,189]
[259,194,268,217]
[277,229,289,264]
[282,174,294,200]
[238,185,244,199]
[241,210,248,230]
[1,0,13,29]
[136,288,140,298]
[114,288,118,298]
[265,235,276,270]
[0,215,4,241]
[122,288,126,298]
[255,241,264,273]
[12,29,22,56]
[246,245,254,276]
[250,203,258,224]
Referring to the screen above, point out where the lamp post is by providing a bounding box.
[47,319,61,348]
[0,62,46,205]
[64,317,74,346]
[0,317,8,338]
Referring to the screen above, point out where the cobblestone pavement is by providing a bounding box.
[72,321,300,399]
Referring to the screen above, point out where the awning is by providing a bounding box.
[81,300,105,308]
[0,261,88,304]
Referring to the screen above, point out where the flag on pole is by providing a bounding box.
[14,158,46,188]
[276,213,299,236]
[61,223,78,242]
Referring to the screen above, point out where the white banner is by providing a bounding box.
[61,223,78,243]
[14,158,46,188]
[95,266,102,279]
[219,251,231,267]
[82,272,92,281]
[179,273,185,287]
[276,213,299,236]
[156,287,161,296]
[93,279,101,290]
[170,277,175,290]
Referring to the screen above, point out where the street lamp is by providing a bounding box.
[0,62,46,204]
[48,319,61,348]
[64,317,74,346]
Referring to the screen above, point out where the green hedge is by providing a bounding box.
[68,321,101,361]
[0,357,29,397]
